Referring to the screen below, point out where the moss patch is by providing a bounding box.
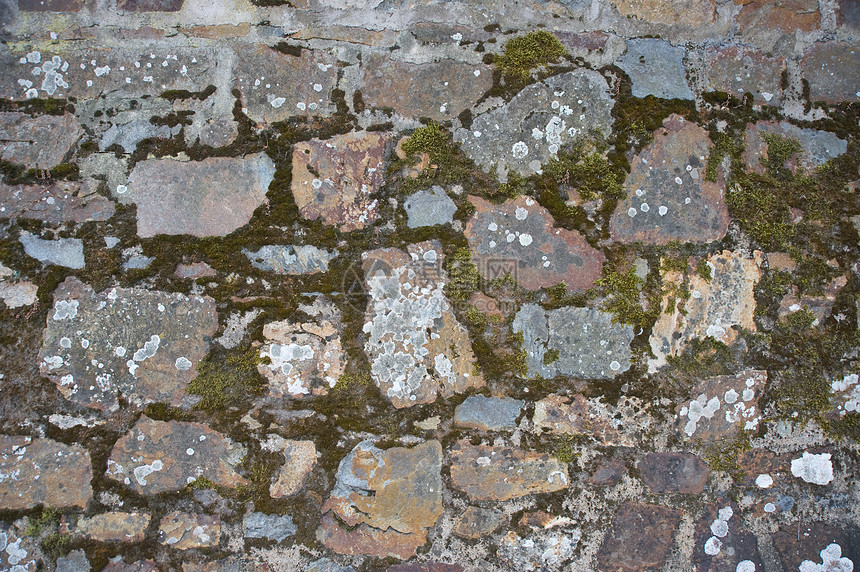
[495,31,567,82]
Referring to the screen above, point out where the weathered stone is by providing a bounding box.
[103,558,158,572]
[39,277,217,410]
[610,114,729,245]
[590,458,627,486]
[362,242,484,408]
[677,370,768,441]
[56,550,90,572]
[19,232,84,269]
[612,0,715,26]
[321,440,443,559]
[126,154,274,238]
[513,304,634,380]
[830,372,860,418]
[597,503,682,572]
[99,119,180,153]
[693,504,762,570]
[158,512,220,550]
[182,556,269,572]
[18,0,83,10]
[117,0,184,10]
[556,31,610,51]
[186,23,251,39]
[837,0,860,29]
[0,180,115,224]
[243,512,296,542]
[291,25,394,45]
[261,436,317,498]
[449,441,569,501]
[466,195,604,292]
[772,523,859,571]
[0,524,38,570]
[403,186,457,228]
[498,529,581,572]
[175,262,217,279]
[243,245,337,275]
[292,131,389,232]
[215,309,262,350]
[778,274,847,325]
[454,70,614,182]
[702,45,785,105]
[736,0,820,33]
[387,565,463,572]
[649,251,762,372]
[453,506,505,539]
[533,394,649,446]
[454,395,524,431]
[0,112,83,169]
[640,452,710,494]
[617,39,694,100]
[75,512,151,543]
[107,416,247,494]
[743,121,847,175]
[0,263,37,308]
[307,558,355,572]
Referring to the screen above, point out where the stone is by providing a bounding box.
[498,529,581,572]
[56,550,90,572]
[19,232,84,269]
[103,558,158,572]
[454,395,524,431]
[830,372,860,418]
[648,251,762,372]
[790,451,833,485]
[513,304,634,380]
[778,274,847,325]
[0,112,83,169]
[320,440,443,559]
[702,45,785,105]
[677,370,768,441]
[182,556,269,572]
[743,121,847,175]
[0,435,93,509]
[387,565,463,572]
[590,458,627,486]
[307,558,356,572]
[0,181,115,224]
[0,263,37,308]
[610,114,729,245]
[771,523,859,571]
[243,512,297,542]
[453,70,614,182]
[403,186,457,228]
[612,0,715,26]
[292,131,390,232]
[39,277,217,410]
[533,394,649,446]
[639,452,710,494]
[358,54,492,121]
[126,154,275,238]
[453,506,505,539]
[449,440,569,501]
[215,309,262,350]
[261,436,317,498]
[243,245,337,275]
[106,415,247,494]
[692,504,762,570]
[465,195,604,292]
[158,512,220,550]
[117,0,184,10]
[99,119,180,153]
[597,503,682,572]
[18,0,83,10]
[617,39,694,100]
[837,0,860,29]
[736,0,820,33]
[75,512,151,543]
[175,262,217,279]
[362,242,484,408]
[0,525,38,570]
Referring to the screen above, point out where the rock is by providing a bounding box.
[403,186,457,228]
[103,557,159,572]
[292,131,389,232]
[0,524,38,570]
[830,372,860,418]
[449,440,569,501]
[243,245,337,275]
[0,112,83,169]
[611,0,715,26]
[0,435,93,509]
[677,370,768,441]
[307,558,356,572]
[387,565,463,572]
[465,195,605,291]
[453,70,614,182]
[75,512,151,543]
[778,274,846,325]
[692,504,762,570]
[78,152,128,198]
[126,154,275,238]
[513,304,634,380]
[117,0,185,10]
[0,263,37,308]
[610,114,729,245]
[590,458,627,486]
[453,506,505,539]
[639,452,710,494]
[158,512,220,550]
[597,503,682,572]
[175,262,217,279]
[648,251,762,372]
[39,277,217,410]
[736,0,820,33]
[215,309,262,350]
[18,0,84,10]
[362,242,484,408]
[616,39,694,100]
[19,232,84,269]
[0,181,115,224]
[106,415,247,494]
[702,45,785,105]
[243,512,297,542]
[320,440,443,559]
[790,451,833,485]
[56,550,91,572]
[99,119,180,154]
[261,436,317,498]
[837,0,860,29]
[743,121,847,175]
[498,529,581,572]
[533,394,649,446]
[454,395,524,431]
[771,523,859,571]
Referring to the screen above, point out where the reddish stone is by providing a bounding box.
[597,503,682,572]
[692,503,762,571]
[772,523,860,571]
[590,458,627,486]
[736,0,820,33]
[388,565,464,572]
[0,112,83,170]
[640,452,710,494]
[117,0,185,10]
[556,31,609,51]
[0,180,115,224]
[676,370,767,442]
[18,0,82,11]
[612,0,716,26]
[703,45,784,106]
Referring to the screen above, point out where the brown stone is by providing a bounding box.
[158,512,220,550]
[118,0,184,10]
[737,448,792,490]
[291,26,397,47]
[702,45,785,106]
[639,452,710,494]
[0,180,115,224]
[692,503,762,571]
[597,503,682,572]
[18,0,82,10]
[174,262,217,279]
[0,112,83,169]
[319,514,427,560]
[453,507,505,539]
[779,274,846,325]
[75,512,151,543]
[612,0,716,26]
[801,42,860,103]
[187,23,251,39]
[533,394,649,446]
[102,557,159,572]
[742,121,847,175]
[388,564,464,572]
[449,440,569,501]
[772,523,859,571]
[264,437,317,498]
[590,458,627,486]
[736,0,820,33]
[610,114,729,245]
[677,370,768,441]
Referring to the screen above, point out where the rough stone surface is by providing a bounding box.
[639,452,710,494]
[533,394,648,446]
[75,512,151,543]
[106,416,247,494]
[0,181,115,224]
[677,370,768,440]
[243,245,337,275]
[0,262,37,308]
[778,273,846,325]
[743,121,848,175]
[56,550,90,572]
[453,506,505,539]
[387,565,463,572]
[736,0,820,33]
[262,436,317,498]
[610,114,729,245]
[454,395,524,431]
[771,523,859,571]
[498,529,581,572]
[617,39,694,100]
[612,0,715,26]
[403,186,457,228]
[99,119,180,154]
[102,557,159,572]
[597,503,682,572]
[466,195,604,291]
[0,112,83,169]
[449,440,569,501]
[158,512,220,550]
[19,232,85,269]
[174,262,217,279]
[702,45,785,105]
[243,512,297,542]
[692,504,762,571]
[39,277,217,410]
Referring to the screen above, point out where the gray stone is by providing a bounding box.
[454,395,524,431]
[243,512,297,542]
[498,530,581,572]
[453,70,614,182]
[403,186,457,228]
[19,232,84,269]
[158,512,220,550]
[639,452,710,494]
[702,45,785,106]
[0,112,83,169]
[56,550,91,572]
[0,264,38,308]
[513,304,634,380]
[801,42,860,103]
[122,255,154,271]
[453,506,505,539]
[0,180,115,224]
[617,39,694,100]
[743,121,848,175]
[243,245,337,275]
[78,152,129,199]
[306,559,355,572]
[99,119,180,153]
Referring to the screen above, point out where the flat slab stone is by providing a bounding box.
[260,435,317,498]
[18,0,83,10]
[611,0,715,26]
[453,70,614,182]
[533,394,649,446]
[243,245,337,275]
[498,529,580,572]
[693,504,762,570]
[466,195,604,291]
[677,370,767,441]
[126,154,274,238]
[244,512,296,542]
[449,440,569,501]
[0,435,93,509]
[117,0,185,11]
[99,119,180,154]
[513,304,634,379]
[0,180,115,224]
[19,232,84,269]
[743,121,848,175]
[39,277,217,410]
[403,186,457,228]
[453,506,505,539]
[771,523,859,571]
[454,395,524,431]
[75,512,151,543]
[0,112,83,169]
[158,512,220,550]
[103,558,158,572]
[702,45,785,105]
[610,114,729,245]
[362,241,484,408]
[175,262,216,279]
[0,262,37,309]
[639,452,710,494]
[56,550,90,572]
[597,503,682,572]
[106,415,247,494]
[387,565,463,572]
[617,39,694,100]
[292,131,389,232]
[736,0,820,33]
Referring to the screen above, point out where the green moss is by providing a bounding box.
[591,267,655,329]
[401,121,451,166]
[542,348,560,365]
[761,133,801,179]
[667,337,734,378]
[702,431,751,481]
[25,507,60,537]
[444,247,479,302]
[552,435,576,464]
[695,259,712,282]
[187,345,268,412]
[40,532,72,561]
[705,132,736,182]
[543,145,624,202]
[496,31,566,82]
[464,305,488,329]
[49,163,79,180]
[726,173,794,251]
